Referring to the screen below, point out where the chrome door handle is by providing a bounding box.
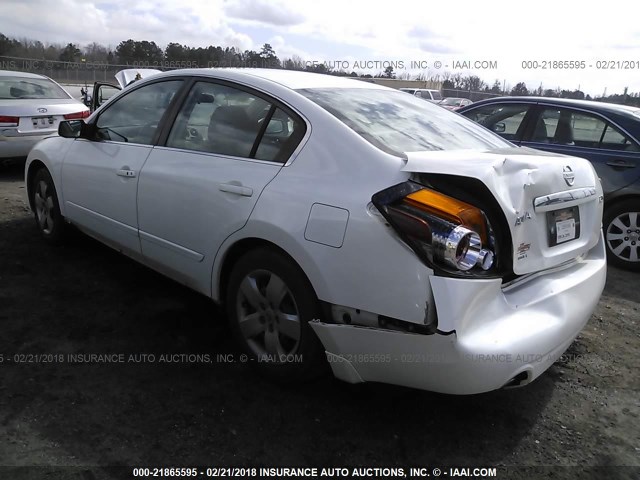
[219,183,253,197]
[606,160,635,169]
[116,169,136,178]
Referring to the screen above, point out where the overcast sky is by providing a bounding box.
[1,0,639,95]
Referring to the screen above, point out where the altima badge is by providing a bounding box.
[514,211,532,226]
[562,166,575,186]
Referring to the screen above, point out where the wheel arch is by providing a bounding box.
[26,159,49,211]
[214,236,325,309]
[603,192,640,217]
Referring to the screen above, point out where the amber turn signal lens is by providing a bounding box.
[404,189,488,242]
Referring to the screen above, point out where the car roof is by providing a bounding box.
[158,68,390,91]
[471,95,640,116]
[0,70,50,80]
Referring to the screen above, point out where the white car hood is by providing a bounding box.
[114,69,162,89]
[403,147,604,275]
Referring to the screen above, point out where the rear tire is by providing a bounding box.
[603,199,640,271]
[32,168,66,245]
[226,248,327,380]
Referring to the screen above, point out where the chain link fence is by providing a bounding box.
[0,55,175,85]
[442,88,504,101]
[2,55,507,101]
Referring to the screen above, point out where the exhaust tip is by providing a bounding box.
[503,370,531,389]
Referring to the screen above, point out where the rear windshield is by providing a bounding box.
[299,88,509,154]
[0,76,70,99]
[429,90,443,100]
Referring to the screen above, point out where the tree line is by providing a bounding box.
[1,33,638,106]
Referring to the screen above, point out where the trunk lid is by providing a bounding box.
[0,99,88,135]
[403,147,604,275]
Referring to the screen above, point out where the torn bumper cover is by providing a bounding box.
[310,233,606,395]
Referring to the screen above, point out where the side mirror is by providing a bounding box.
[266,119,286,135]
[493,122,506,133]
[58,120,84,138]
[197,93,215,104]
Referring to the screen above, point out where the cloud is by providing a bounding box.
[223,0,305,27]
[0,0,255,51]
[408,26,435,39]
[1,0,640,94]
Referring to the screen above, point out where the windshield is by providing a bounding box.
[400,89,416,95]
[430,91,443,100]
[298,88,510,155]
[440,98,463,106]
[0,76,70,100]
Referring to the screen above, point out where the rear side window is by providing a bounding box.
[299,88,509,155]
[601,124,639,151]
[167,81,306,162]
[537,107,639,151]
[254,107,305,162]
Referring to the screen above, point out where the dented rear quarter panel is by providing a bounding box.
[212,112,438,326]
[403,147,604,274]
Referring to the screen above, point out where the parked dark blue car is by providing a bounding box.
[459,97,640,270]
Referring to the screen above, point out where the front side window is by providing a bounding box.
[95,80,183,145]
[462,103,530,141]
[167,81,306,161]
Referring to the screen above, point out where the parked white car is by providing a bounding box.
[399,87,443,103]
[25,69,606,394]
[0,70,89,164]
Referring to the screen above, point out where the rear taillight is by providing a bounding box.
[373,182,495,273]
[0,115,19,127]
[63,111,90,120]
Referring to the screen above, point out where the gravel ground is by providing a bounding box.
[0,162,638,480]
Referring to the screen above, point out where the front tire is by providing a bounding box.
[604,199,640,271]
[226,248,327,380]
[32,168,66,245]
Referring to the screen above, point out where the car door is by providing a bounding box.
[136,79,307,293]
[61,79,184,255]
[90,82,121,112]
[520,105,640,195]
[460,102,536,144]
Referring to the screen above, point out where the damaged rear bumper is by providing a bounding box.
[310,233,607,395]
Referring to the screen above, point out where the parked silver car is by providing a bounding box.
[0,70,89,164]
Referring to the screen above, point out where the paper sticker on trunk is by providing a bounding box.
[547,206,581,247]
[556,218,576,243]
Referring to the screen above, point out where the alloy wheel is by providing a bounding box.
[34,180,55,235]
[606,211,640,263]
[235,269,301,359]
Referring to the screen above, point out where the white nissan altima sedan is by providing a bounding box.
[25,69,607,394]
